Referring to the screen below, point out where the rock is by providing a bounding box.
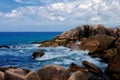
[37,66,61,80]
[82,60,103,76]
[68,63,88,73]
[37,65,70,80]
[32,50,45,59]
[40,40,51,47]
[101,48,117,62]
[68,71,88,80]
[0,71,5,80]
[105,54,120,80]
[80,34,115,54]
[80,39,100,53]
[25,71,41,80]
[45,65,70,80]
[0,45,10,48]
[115,38,120,53]
[0,66,17,72]
[5,68,27,80]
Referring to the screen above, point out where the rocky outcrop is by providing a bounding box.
[32,50,45,59]
[0,63,108,80]
[40,24,119,48]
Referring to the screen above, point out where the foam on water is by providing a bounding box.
[0,44,107,71]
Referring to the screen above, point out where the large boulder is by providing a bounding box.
[82,60,103,76]
[105,54,120,80]
[0,71,5,80]
[25,71,41,80]
[32,50,45,59]
[80,34,115,54]
[101,48,117,62]
[44,65,70,80]
[5,68,27,80]
[37,65,70,80]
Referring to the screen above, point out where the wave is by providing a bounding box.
[0,44,107,71]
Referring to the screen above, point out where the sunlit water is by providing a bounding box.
[0,44,107,71]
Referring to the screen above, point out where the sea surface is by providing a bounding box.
[0,32,107,71]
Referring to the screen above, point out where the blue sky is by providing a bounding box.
[0,0,120,31]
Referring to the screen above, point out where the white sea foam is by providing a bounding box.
[0,44,107,71]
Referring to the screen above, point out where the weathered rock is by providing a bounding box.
[32,50,45,59]
[5,68,27,80]
[82,60,103,76]
[37,66,61,80]
[80,34,115,54]
[102,48,117,62]
[105,54,120,80]
[45,65,70,80]
[38,65,70,80]
[0,45,10,48]
[25,71,41,80]
[0,71,5,80]
[68,71,88,80]
[40,40,51,47]
[68,63,88,73]
[0,66,17,73]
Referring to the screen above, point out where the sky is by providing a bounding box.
[0,0,120,31]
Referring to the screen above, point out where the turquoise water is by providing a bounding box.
[0,32,107,71]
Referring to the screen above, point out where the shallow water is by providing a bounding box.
[0,44,107,71]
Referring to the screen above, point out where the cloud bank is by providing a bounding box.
[0,0,120,31]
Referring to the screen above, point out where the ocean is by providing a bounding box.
[0,32,107,71]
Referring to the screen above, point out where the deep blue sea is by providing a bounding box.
[0,32,107,71]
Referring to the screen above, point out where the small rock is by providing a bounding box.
[68,63,88,73]
[82,60,103,76]
[32,50,45,59]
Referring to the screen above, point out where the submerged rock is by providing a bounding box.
[32,50,45,59]
[0,45,10,48]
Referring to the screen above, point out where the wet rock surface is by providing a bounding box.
[32,50,45,59]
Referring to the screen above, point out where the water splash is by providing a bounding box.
[0,44,107,71]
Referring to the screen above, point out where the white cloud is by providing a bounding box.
[1,0,120,30]
[4,10,22,17]
[14,0,37,4]
[0,12,3,16]
[91,16,101,21]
